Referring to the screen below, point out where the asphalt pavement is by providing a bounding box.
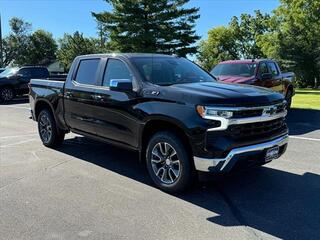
[0,98,319,240]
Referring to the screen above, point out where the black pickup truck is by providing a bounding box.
[29,54,289,192]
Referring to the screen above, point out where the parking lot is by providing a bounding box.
[0,98,319,240]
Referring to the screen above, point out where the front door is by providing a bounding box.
[92,58,140,149]
[267,62,283,94]
[256,62,280,92]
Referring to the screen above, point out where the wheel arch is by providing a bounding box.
[140,118,193,164]
[34,99,56,121]
[285,84,294,96]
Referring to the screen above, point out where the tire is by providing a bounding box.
[146,131,193,193]
[0,87,15,103]
[38,109,65,147]
[285,89,293,110]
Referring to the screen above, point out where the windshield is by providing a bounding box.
[211,63,257,77]
[0,68,19,78]
[131,57,215,86]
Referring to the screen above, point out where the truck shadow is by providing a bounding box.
[56,136,320,240]
[0,96,29,105]
[287,108,320,135]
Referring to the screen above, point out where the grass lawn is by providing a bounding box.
[292,89,320,110]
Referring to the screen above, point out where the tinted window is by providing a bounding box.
[131,57,214,86]
[268,62,279,76]
[103,59,131,87]
[32,68,49,78]
[18,68,33,78]
[0,68,19,77]
[75,59,100,85]
[258,63,269,75]
[211,63,256,77]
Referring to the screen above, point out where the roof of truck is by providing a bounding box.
[219,59,272,64]
[76,53,179,59]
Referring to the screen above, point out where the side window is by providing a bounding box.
[103,59,131,87]
[268,62,279,76]
[75,59,100,85]
[258,63,269,76]
[18,68,32,78]
[32,68,48,78]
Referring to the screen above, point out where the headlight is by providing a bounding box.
[196,105,233,119]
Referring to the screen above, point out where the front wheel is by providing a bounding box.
[0,87,14,103]
[146,131,193,193]
[38,109,65,147]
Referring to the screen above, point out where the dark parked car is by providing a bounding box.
[211,60,295,108]
[0,66,49,102]
[29,54,288,192]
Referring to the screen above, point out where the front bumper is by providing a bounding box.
[193,134,288,172]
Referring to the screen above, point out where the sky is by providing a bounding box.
[0,0,280,40]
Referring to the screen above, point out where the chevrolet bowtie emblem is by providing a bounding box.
[264,106,277,116]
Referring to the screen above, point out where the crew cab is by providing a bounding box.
[211,60,295,108]
[0,66,49,102]
[29,54,288,192]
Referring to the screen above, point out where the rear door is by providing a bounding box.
[92,58,140,148]
[64,58,103,134]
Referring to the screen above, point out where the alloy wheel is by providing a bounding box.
[1,88,13,101]
[39,114,52,143]
[151,142,181,184]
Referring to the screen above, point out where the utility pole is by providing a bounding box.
[0,13,3,67]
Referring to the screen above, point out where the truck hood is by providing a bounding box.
[0,77,11,84]
[158,81,283,106]
[217,75,254,84]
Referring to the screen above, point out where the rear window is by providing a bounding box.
[75,59,100,85]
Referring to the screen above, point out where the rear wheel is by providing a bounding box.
[146,131,193,193]
[38,109,65,147]
[0,87,14,103]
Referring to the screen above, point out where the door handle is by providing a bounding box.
[94,95,104,101]
[65,92,73,98]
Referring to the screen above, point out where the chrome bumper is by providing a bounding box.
[193,134,289,172]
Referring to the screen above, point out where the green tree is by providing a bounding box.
[56,31,101,70]
[2,17,57,67]
[197,10,270,70]
[92,0,200,57]
[27,30,57,66]
[2,17,31,66]
[230,10,270,59]
[274,0,320,87]
[197,26,238,70]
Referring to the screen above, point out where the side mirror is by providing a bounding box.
[110,79,133,91]
[261,73,273,80]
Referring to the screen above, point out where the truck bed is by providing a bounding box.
[30,79,65,88]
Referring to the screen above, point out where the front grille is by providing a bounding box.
[228,118,286,139]
[233,109,263,118]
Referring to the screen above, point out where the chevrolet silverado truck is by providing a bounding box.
[0,66,49,102]
[211,60,295,108]
[29,54,288,192]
